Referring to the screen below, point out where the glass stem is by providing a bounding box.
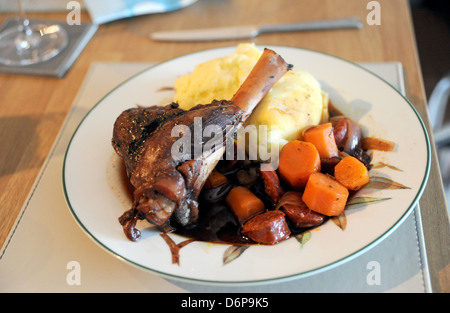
[17,0,32,36]
[14,0,40,53]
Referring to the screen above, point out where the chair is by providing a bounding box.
[428,73,450,146]
[427,73,450,214]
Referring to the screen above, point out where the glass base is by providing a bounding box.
[0,20,68,66]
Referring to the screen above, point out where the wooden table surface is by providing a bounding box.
[0,0,448,292]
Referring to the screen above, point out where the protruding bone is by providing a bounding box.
[231,48,292,121]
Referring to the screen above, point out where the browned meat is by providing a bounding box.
[276,191,325,228]
[330,115,372,168]
[320,156,342,176]
[330,115,362,155]
[113,100,243,238]
[259,166,284,204]
[112,48,291,241]
[112,103,184,176]
[241,210,291,245]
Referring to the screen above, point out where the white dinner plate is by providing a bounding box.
[63,46,430,285]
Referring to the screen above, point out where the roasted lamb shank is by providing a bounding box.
[112,49,291,241]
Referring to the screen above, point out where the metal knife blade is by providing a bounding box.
[151,17,363,42]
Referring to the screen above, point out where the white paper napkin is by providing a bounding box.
[83,0,198,24]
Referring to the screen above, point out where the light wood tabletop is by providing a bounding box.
[0,0,448,292]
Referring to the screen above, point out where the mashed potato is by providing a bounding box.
[173,43,328,157]
[174,44,261,109]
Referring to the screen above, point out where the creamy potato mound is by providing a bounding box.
[173,43,328,155]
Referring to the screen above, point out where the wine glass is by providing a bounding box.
[0,0,68,66]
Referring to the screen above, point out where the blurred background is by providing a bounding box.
[411,0,450,102]
[410,0,450,206]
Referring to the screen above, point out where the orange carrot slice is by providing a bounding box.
[204,170,227,189]
[226,186,265,223]
[278,140,321,190]
[334,156,370,190]
[302,172,349,216]
[302,123,339,158]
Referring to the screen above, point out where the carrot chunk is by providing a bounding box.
[226,186,265,223]
[278,140,321,190]
[204,170,227,189]
[302,172,349,216]
[334,156,370,190]
[302,123,339,158]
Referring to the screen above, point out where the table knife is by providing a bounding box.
[151,17,363,42]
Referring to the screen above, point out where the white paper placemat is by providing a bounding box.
[0,62,431,293]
